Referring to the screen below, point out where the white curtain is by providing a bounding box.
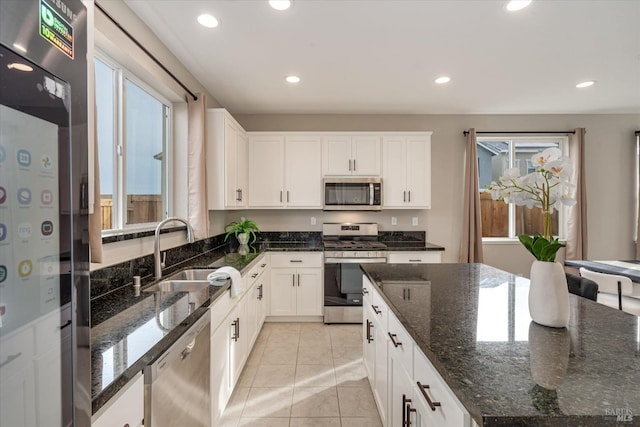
[565,128,588,260]
[459,129,484,263]
[187,94,209,240]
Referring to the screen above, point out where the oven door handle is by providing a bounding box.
[324,258,387,264]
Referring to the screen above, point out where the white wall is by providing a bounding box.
[234,113,640,273]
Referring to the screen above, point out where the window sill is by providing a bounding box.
[482,237,567,245]
[101,225,186,244]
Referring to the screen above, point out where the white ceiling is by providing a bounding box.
[125,0,640,115]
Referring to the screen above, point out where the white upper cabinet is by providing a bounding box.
[382,133,432,208]
[322,134,381,176]
[248,133,322,208]
[207,108,248,209]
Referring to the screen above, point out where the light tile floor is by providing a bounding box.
[220,322,383,427]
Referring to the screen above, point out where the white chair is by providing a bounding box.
[579,268,640,316]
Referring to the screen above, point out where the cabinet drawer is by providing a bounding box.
[210,290,233,331]
[387,251,441,264]
[270,252,322,268]
[370,289,388,328]
[92,373,144,427]
[387,311,412,374]
[413,349,469,426]
[362,275,374,304]
[255,254,269,277]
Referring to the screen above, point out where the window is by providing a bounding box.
[94,54,171,232]
[477,137,569,239]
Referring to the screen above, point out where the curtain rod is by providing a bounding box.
[95,2,198,101]
[463,130,576,136]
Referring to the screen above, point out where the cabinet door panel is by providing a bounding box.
[322,136,352,175]
[296,268,323,315]
[236,131,249,207]
[224,120,240,207]
[270,268,297,316]
[373,316,388,426]
[352,136,381,176]
[389,353,413,427]
[285,136,322,207]
[382,137,406,207]
[406,136,431,208]
[248,135,284,207]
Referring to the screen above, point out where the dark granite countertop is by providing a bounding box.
[90,250,264,414]
[361,263,640,427]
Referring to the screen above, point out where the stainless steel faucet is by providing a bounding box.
[154,217,195,280]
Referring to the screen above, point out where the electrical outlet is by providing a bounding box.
[412,217,418,226]
[311,217,317,225]
[391,217,397,226]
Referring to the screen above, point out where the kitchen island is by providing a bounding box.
[361,263,640,426]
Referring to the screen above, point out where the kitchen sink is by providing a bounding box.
[164,268,220,282]
[143,280,213,294]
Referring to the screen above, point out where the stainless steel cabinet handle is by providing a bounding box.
[402,394,411,427]
[408,190,411,203]
[290,260,303,263]
[231,319,239,342]
[372,305,381,315]
[388,332,402,347]
[366,320,373,343]
[409,259,422,263]
[362,287,369,295]
[403,191,407,202]
[297,273,300,286]
[258,284,263,300]
[348,159,352,171]
[280,191,283,202]
[353,159,356,171]
[251,273,258,279]
[287,191,290,202]
[236,189,242,201]
[260,263,267,268]
[417,381,442,411]
[292,274,295,287]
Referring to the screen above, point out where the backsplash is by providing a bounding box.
[90,233,229,301]
[90,230,426,301]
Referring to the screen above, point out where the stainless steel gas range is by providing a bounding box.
[323,223,387,323]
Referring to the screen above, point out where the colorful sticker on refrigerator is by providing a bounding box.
[39,0,74,59]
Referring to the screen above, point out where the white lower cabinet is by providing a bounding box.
[363,275,471,427]
[269,253,323,317]
[210,254,270,425]
[92,373,144,427]
[413,349,470,427]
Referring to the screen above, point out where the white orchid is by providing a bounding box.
[488,148,576,241]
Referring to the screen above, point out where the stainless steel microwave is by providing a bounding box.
[323,178,382,211]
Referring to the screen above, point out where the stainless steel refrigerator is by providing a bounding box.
[0,0,90,426]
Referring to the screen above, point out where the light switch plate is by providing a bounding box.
[412,217,418,226]
[391,217,397,226]
[311,217,317,225]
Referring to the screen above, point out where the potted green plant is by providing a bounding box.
[224,217,260,245]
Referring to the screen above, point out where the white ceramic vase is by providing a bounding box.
[237,233,249,245]
[528,260,570,328]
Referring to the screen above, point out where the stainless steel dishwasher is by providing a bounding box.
[144,311,210,427]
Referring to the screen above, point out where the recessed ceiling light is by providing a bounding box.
[197,14,219,28]
[435,76,451,84]
[285,75,300,83]
[12,43,27,53]
[506,0,532,11]
[7,63,33,72]
[576,80,595,88]
[269,0,292,11]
